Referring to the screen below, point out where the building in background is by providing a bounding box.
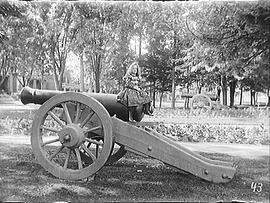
[0,69,81,94]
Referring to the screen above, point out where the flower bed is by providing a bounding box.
[154,107,269,118]
[151,107,269,145]
[0,107,269,145]
[152,123,269,145]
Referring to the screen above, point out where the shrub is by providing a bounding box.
[151,123,269,145]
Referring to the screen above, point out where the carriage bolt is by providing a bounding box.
[222,174,231,179]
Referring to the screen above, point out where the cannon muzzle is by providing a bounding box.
[20,86,62,105]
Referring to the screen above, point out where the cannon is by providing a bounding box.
[20,87,236,183]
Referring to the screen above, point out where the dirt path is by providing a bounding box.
[0,134,268,160]
[0,103,38,111]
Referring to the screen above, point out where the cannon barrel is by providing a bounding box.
[20,86,139,122]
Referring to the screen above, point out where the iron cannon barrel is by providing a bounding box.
[20,86,132,122]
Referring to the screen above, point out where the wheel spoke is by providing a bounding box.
[63,149,71,169]
[41,125,60,133]
[81,144,96,161]
[74,148,83,170]
[48,146,64,161]
[85,137,103,146]
[96,144,99,158]
[62,103,72,124]
[48,111,65,128]
[84,125,102,134]
[42,138,60,147]
[80,112,95,128]
[74,102,81,124]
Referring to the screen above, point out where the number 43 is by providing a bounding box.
[251,182,263,193]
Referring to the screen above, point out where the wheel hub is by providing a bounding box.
[198,101,205,108]
[59,124,85,148]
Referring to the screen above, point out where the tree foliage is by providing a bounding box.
[0,1,269,106]
[185,1,270,106]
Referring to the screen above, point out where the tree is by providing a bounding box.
[31,2,79,90]
[98,3,136,93]
[187,1,270,106]
[0,43,10,90]
[9,16,41,87]
[165,3,188,109]
[75,2,122,93]
[0,1,21,18]
[185,1,270,107]
[142,34,173,108]
[0,1,21,44]
[0,1,22,92]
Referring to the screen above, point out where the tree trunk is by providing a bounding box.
[94,55,101,93]
[229,78,237,107]
[250,90,257,106]
[0,76,7,89]
[159,91,164,109]
[267,88,270,106]
[152,81,156,108]
[217,86,221,102]
[255,92,258,106]
[80,52,84,92]
[0,52,9,91]
[138,32,142,59]
[221,75,227,106]
[95,70,100,93]
[186,84,190,109]
[53,64,60,90]
[250,89,253,106]
[59,71,64,91]
[239,86,243,105]
[198,84,202,94]
[57,58,65,91]
[51,43,61,91]
[171,29,178,110]
[171,66,176,109]
[183,85,190,109]
[153,89,156,108]
[253,91,256,106]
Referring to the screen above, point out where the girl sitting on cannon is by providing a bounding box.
[117,61,153,121]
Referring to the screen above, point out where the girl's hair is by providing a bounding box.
[125,61,141,77]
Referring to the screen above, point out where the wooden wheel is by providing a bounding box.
[190,94,212,111]
[31,92,113,180]
[79,135,127,166]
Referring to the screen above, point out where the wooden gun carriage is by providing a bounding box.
[20,87,236,183]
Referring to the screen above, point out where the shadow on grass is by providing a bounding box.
[0,143,269,202]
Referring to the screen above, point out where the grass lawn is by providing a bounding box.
[0,143,269,202]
